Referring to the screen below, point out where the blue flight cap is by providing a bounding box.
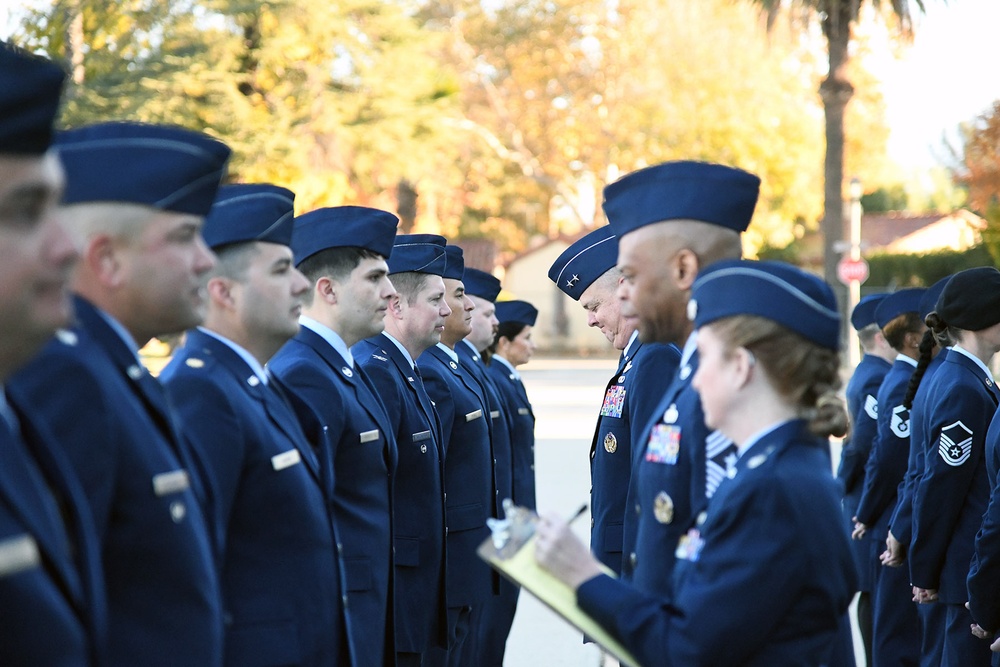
[604,160,760,238]
[463,268,502,302]
[57,122,230,216]
[874,288,926,330]
[291,206,398,267]
[388,234,447,276]
[202,184,295,250]
[443,245,465,281]
[495,300,538,327]
[690,259,840,350]
[850,294,887,331]
[919,275,951,321]
[936,267,1000,332]
[548,226,618,301]
[0,43,65,155]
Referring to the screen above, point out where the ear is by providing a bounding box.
[387,293,404,320]
[315,276,337,305]
[731,347,756,390]
[673,248,701,291]
[206,276,237,311]
[84,233,125,289]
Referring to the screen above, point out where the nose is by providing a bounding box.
[464,295,475,312]
[382,277,396,299]
[193,234,216,275]
[43,210,79,270]
[586,310,599,328]
[291,268,310,296]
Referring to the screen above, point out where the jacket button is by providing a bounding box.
[629,552,638,569]
[635,504,641,516]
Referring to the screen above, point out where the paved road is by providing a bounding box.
[501,357,861,667]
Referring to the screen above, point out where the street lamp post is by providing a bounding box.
[847,177,863,369]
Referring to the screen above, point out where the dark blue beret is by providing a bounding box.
[495,300,538,327]
[0,43,65,155]
[388,234,447,276]
[874,288,925,330]
[919,275,951,321]
[291,206,398,266]
[57,122,230,216]
[850,294,887,331]
[604,160,760,238]
[936,267,1000,332]
[548,226,618,301]
[463,268,502,302]
[443,245,465,281]
[202,184,295,250]
[691,259,840,350]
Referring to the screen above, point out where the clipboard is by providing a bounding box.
[477,502,642,667]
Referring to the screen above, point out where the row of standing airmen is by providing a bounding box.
[840,272,1000,667]
[1,44,541,666]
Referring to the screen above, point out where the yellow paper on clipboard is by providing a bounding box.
[477,504,641,667]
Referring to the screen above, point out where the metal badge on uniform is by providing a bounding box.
[360,429,380,443]
[517,407,530,416]
[604,432,617,454]
[465,409,483,422]
[864,394,878,420]
[412,430,431,442]
[663,404,679,424]
[645,424,681,465]
[420,444,428,454]
[679,365,691,380]
[0,534,40,577]
[675,527,704,562]
[169,501,186,523]
[247,375,261,387]
[747,453,768,469]
[271,449,302,471]
[653,491,674,524]
[185,357,205,369]
[341,366,353,378]
[600,384,626,418]
[939,420,973,467]
[372,353,388,362]
[55,329,78,346]
[890,405,910,438]
[490,410,501,420]
[152,469,191,496]
[622,360,633,374]
[449,361,458,370]
[127,364,144,380]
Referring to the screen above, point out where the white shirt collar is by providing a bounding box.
[461,338,481,360]
[300,315,354,368]
[680,330,698,368]
[197,327,268,385]
[382,332,415,369]
[951,344,993,379]
[737,419,792,459]
[95,308,142,364]
[895,353,918,368]
[493,354,519,379]
[436,341,459,363]
[622,329,639,360]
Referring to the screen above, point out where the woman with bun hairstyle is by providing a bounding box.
[534,260,856,666]
[908,267,1000,666]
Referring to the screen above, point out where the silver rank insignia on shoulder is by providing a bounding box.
[185,358,205,369]
[747,453,768,469]
[55,329,78,346]
[342,366,353,378]
[664,404,679,424]
[373,354,388,362]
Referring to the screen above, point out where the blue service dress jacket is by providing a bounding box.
[160,329,354,667]
[838,353,891,591]
[910,348,1000,603]
[355,333,448,655]
[488,355,537,510]
[968,411,1000,633]
[621,342,728,598]
[10,296,223,667]
[0,388,107,666]
[269,324,397,667]
[576,419,857,667]
[417,344,499,610]
[590,340,680,575]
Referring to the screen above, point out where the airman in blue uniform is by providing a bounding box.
[0,44,106,666]
[853,288,925,666]
[159,184,355,667]
[417,245,498,667]
[547,226,680,576]
[838,293,892,662]
[353,233,451,667]
[269,206,399,667]
[11,122,228,666]
[457,267,519,667]
[909,267,1000,666]
[536,260,857,667]
[604,161,758,597]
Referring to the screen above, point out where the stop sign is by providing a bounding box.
[837,257,869,285]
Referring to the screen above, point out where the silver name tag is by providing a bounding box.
[412,430,431,442]
[490,410,501,419]
[517,408,530,416]
[360,429,380,443]
[465,410,483,422]
[152,470,190,496]
[271,449,302,471]
[0,534,40,577]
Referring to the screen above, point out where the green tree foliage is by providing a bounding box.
[866,244,995,288]
[957,100,1000,264]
